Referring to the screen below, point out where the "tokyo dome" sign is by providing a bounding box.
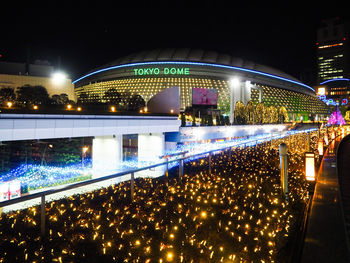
[133,67,190,76]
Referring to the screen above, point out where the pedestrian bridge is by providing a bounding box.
[0,113,181,177]
[0,113,180,141]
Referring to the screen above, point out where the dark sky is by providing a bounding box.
[1,1,349,85]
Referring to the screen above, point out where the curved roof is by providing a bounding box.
[84,48,301,83]
[320,78,350,85]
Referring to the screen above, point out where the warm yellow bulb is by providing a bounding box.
[166,252,174,261]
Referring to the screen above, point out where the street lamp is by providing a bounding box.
[51,72,67,85]
[305,152,316,181]
[7,101,13,108]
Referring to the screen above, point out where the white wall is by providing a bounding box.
[92,135,122,177]
[0,114,181,142]
[0,74,76,101]
[137,133,165,178]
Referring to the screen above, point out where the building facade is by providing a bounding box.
[0,61,76,101]
[74,49,329,120]
[315,78,350,107]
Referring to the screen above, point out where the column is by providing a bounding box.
[137,133,165,178]
[92,135,122,177]
[229,78,241,124]
[243,81,252,105]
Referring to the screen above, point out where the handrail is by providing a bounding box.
[336,133,350,260]
[0,135,276,209]
[0,113,178,120]
[0,161,165,208]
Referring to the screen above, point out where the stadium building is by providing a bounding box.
[73,49,329,121]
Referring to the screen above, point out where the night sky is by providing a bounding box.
[1,1,349,85]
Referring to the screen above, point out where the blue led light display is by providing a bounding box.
[0,128,317,194]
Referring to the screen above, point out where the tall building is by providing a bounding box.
[317,18,350,84]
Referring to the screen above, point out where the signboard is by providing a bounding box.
[0,180,21,201]
[192,88,218,106]
[133,67,190,76]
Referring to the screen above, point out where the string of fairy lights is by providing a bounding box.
[0,129,335,262]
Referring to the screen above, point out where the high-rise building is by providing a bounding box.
[316,18,350,84]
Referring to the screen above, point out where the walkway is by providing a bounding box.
[301,138,349,262]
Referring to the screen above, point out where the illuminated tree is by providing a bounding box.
[269,106,278,123]
[278,106,289,123]
[345,111,350,122]
[246,101,255,124]
[263,106,271,123]
[234,101,247,124]
[255,103,264,124]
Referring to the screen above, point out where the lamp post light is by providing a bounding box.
[305,152,316,182]
[7,101,13,108]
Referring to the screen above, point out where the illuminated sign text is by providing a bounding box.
[134,67,190,76]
